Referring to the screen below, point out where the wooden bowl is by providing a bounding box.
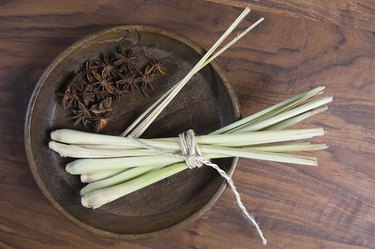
[25,25,240,239]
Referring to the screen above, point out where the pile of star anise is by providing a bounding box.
[59,47,167,132]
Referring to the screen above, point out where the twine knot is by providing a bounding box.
[179,129,207,169]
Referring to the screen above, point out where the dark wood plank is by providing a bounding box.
[208,0,375,32]
[0,0,374,248]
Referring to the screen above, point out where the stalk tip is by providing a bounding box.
[65,163,73,174]
[81,196,92,208]
[50,130,56,140]
[48,141,56,150]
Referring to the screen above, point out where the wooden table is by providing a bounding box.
[1,1,374,248]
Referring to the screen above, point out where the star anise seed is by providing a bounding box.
[93,69,115,94]
[138,66,157,90]
[90,97,113,114]
[150,59,167,75]
[116,72,139,92]
[80,59,99,82]
[93,112,112,132]
[72,101,92,127]
[114,48,136,73]
[81,85,95,105]
[99,53,118,78]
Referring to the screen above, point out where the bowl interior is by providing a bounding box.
[25,26,239,237]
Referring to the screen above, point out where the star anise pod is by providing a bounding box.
[99,53,118,78]
[92,86,106,101]
[138,66,157,90]
[150,59,167,75]
[62,71,85,96]
[72,101,92,127]
[114,87,128,102]
[93,112,112,132]
[90,97,112,114]
[81,85,95,105]
[59,72,83,109]
[114,48,136,73]
[80,59,99,82]
[61,87,80,109]
[116,72,138,92]
[93,69,115,94]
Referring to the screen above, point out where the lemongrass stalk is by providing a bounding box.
[78,137,323,151]
[51,129,137,147]
[48,141,159,158]
[67,143,318,172]
[52,128,324,148]
[212,86,325,134]
[81,169,126,183]
[202,145,318,166]
[80,164,161,195]
[226,87,327,133]
[229,96,331,133]
[122,8,251,136]
[265,106,328,131]
[130,12,263,138]
[81,143,326,190]
[200,18,264,69]
[52,129,324,161]
[232,87,326,130]
[120,16,263,137]
[156,128,325,147]
[81,163,187,208]
[79,142,328,153]
[235,96,333,132]
[81,148,319,209]
[67,155,183,175]
[68,142,327,175]
[246,143,328,152]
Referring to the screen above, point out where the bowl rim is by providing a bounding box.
[24,24,240,239]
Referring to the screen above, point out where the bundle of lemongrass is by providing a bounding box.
[50,85,331,208]
[49,7,332,245]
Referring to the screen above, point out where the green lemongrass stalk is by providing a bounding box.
[51,129,324,159]
[126,8,252,137]
[66,144,319,173]
[51,130,137,147]
[48,141,159,158]
[67,155,183,174]
[52,128,324,148]
[80,164,161,195]
[265,106,328,131]
[80,144,322,208]
[77,143,326,195]
[67,142,327,175]
[231,88,326,131]
[246,143,328,152]
[81,163,187,209]
[81,142,328,153]
[80,169,126,183]
[199,17,264,69]
[156,128,325,147]
[120,15,265,138]
[211,86,325,134]
[129,13,266,138]
[121,7,251,136]
[235,96,333,132]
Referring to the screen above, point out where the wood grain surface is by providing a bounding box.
[0,0,374,248]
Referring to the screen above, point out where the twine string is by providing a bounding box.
[128,130,267,245]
